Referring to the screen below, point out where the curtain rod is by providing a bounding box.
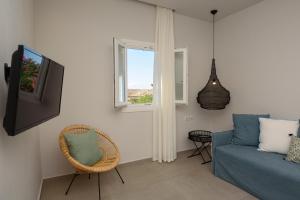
[133,0,176,12]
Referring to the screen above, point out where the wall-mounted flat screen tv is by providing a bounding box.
[3,45,64,136]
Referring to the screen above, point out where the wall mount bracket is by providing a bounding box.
[4,63,11,84]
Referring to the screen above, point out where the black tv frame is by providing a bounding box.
[3,45,64,136]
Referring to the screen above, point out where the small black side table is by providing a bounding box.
[188,130,212,164]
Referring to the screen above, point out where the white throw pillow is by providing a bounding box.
[258,118,299,154]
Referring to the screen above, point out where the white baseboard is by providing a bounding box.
[37,178,43,200]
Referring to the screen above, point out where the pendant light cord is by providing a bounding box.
[213,12,215,59]
[211,9,217,59]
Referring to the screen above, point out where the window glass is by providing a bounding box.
[127,48,154,105]
[118,44,126,103]
[175,51,184,101]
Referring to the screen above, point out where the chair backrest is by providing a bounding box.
[59,124,120,172]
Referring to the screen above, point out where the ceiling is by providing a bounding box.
[137,0,263,21]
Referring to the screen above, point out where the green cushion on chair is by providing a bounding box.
[64,130,103,166]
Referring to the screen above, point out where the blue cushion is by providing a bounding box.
[232,114,270,146]
[214,144,300,200]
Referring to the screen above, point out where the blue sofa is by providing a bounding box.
[212,130,300,200]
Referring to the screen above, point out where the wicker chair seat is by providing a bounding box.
[59,124,120,173]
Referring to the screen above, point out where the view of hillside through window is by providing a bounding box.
[127,48,154,105]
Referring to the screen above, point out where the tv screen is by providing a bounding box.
[3,45,64,136]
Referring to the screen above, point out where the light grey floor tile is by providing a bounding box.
[40,151,257,200]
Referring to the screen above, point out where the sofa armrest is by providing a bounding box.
[212,130,234,148]
[212,130,233,174]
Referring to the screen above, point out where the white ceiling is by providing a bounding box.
[137,0,263,21]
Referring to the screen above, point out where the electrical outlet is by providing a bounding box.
[184,115,193,121]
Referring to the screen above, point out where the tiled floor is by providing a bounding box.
[40,151,257,200]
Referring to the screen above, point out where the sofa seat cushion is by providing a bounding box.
[214,144,300,200]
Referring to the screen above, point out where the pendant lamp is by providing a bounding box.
[197,10,230,110]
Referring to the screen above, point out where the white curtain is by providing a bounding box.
[152,6,176,163]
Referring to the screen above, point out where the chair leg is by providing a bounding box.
[115,167,125,184]
[98,173,101,200]
[89,174,91,180]
[65,173,79,195]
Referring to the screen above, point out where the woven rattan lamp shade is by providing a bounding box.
[197,10,230,110]
[197,59,230,110]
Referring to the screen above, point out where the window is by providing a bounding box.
[114,38,188,111]
[175,48,188,105]
[114,38,154,110]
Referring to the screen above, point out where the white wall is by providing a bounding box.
[212,0,300,131]
[34,0,213,178]
[0,0,42,199]
[2,0,299,196]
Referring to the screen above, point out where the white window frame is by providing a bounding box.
[175,48,188,105]
[114,38,188,112]
[114,38,128,107]
[114,38,154,112]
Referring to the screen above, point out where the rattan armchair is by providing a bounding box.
[59,124,124,200]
